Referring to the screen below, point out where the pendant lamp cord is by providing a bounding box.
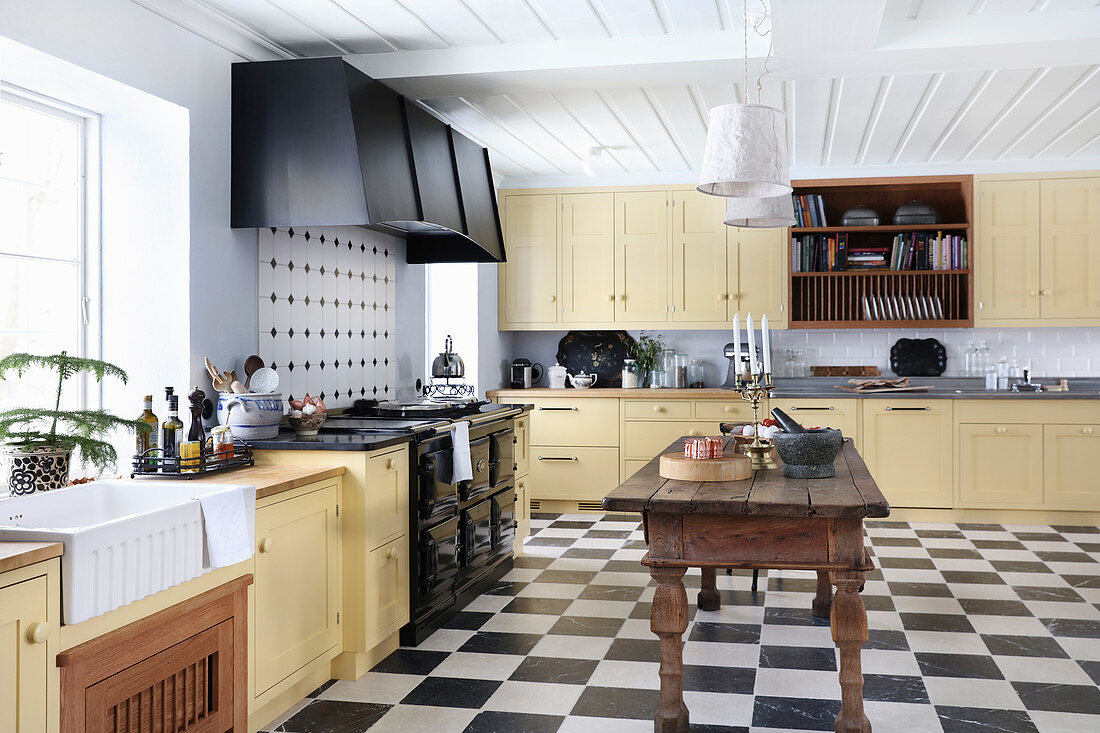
[743,0,773,105]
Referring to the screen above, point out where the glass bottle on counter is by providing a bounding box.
[135,395,159,469]
[621,359,639,388]
[161,395,184,472]
[689,359,706,388]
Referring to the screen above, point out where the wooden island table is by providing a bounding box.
[603,436,890,733]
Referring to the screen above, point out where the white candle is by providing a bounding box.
[761,313,771,375]
[732,314,742,376]
[746,312,757,375]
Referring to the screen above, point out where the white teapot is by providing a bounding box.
[567,372,598,389]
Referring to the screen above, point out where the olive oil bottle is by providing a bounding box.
[161,394,184,472]
[135,395,159,469]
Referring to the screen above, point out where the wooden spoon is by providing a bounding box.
[243,354,265,389]
[205,357,231,392]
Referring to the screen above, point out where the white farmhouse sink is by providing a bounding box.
[0,480,255,624]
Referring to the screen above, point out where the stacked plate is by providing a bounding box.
[862,295,944,321]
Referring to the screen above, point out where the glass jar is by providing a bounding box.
[622,359,639,388]
[211,424,234,461]
[648,369,666,389]
[659,349,676,387]
[689,359,706,388]
[672,353,688,388]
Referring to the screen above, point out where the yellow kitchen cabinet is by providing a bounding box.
[730,226,788,328]
[514,474,530,552]
[561,192,616,323]
[364,533,409,649]
[615,191,670,322]
[1044,424,1100,510]
[694,399,759,424]
[957,424,1043,508]
[514,414,530,476]
[671,190,728,323]
[977,179,1041,321]
[861,401,953,508]
[622,420,719,460]
[499,193,559,327]
[364,447,409,548]
[1040,178,1100,319]
[253,482,341,697]
[531,446,620,502]
[769,398,860,449]
[0,573,50,733]
[528,398,619,447]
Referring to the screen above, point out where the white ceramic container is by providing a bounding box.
[0,480,256,623]
[217,392,284,440]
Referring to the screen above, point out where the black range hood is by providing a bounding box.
[231,57,504,263]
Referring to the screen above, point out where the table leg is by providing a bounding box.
[812,569,833,618]
[831,571,870,733]
[650,566,689,733]
[698,567,721,611]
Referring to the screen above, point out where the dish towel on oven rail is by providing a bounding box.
[451,420,474,483]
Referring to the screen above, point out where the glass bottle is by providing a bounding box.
[659,349,676,388]
[689,359,706,388]
[964,341,975,377]
[621,359,639,389]
[135,395,159,470]
[161,394,184,472]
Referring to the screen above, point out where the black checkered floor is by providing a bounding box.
[265,513,1100,732]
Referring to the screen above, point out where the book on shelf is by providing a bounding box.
[791,231,967,273]
[792,193,827,227]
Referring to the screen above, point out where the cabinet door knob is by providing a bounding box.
[1042,289,1053,296]
[25,622,50,645]
[717,294,728,301]
[387,547,399,560]
[1084,427,1094,435]
[259,537,273,553]
[547,295,556,303]
[996,426,1007,434]
[385,459,394,470]
[1029,289,1039,296]
[689,430,702,436]
[653,405,665,412]
[617,294,625,301]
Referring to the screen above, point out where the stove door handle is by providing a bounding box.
[418,459,437,519]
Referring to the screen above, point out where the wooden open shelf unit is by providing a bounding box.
[788,175,973,329]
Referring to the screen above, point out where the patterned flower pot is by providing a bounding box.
[3,444,72,497]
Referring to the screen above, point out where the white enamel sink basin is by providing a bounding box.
[0,480,255,624]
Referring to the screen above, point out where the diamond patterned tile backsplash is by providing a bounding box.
[258,226,397,409]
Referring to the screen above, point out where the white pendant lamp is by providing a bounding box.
[698,103,791,198]
[581,146,604,177]
[724,193,795,229]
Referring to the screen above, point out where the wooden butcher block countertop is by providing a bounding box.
[190,464,345,499]
[0,541,63,573]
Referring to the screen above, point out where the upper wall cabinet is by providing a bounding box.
[977,175,1100,326]
[500,186,787,331]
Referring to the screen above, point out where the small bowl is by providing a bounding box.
[287,411,326,436]
[771,428,844,478]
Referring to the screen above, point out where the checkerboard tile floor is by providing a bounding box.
[265,514,1100,733]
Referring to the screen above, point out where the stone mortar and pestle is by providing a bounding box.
[770,408,844,479]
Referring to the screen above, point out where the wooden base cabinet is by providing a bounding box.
[1044,424,1100,510]
[861,401,953,508]
[958,424,1044,508]
[253,483,340,698]
[59,576,251,733]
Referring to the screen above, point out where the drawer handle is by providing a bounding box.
[25,622,50,645]
[884,406,930,411]
[538,456,578,461]
[653,405,665,413]
[688,430,703,436]
[259,537,273,553]
[386,547,399,560]
[996,426,1007,434]
[538,406,578,411]
[1084,427,1095,435]
[723,406,734,413]
[789,406,835,411]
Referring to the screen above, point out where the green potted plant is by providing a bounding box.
[632,331,665,387]
[0,352,149,496]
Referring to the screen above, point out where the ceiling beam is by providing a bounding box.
[128,0,296,61]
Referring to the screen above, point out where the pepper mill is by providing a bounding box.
[187,386,206,443]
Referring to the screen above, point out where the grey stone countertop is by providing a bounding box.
[769,377,1100,399]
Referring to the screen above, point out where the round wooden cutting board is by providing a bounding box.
[659,452,752,482]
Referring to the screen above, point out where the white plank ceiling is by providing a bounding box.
[134,0,1100,184]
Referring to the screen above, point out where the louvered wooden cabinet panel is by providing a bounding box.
[59,576,249,733]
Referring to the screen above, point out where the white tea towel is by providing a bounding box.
[196,486,256,568]
[451,420,474,483]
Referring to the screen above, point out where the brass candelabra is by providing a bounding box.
[735,371,776,470]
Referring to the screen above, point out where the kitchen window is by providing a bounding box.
[0,85,99,412]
